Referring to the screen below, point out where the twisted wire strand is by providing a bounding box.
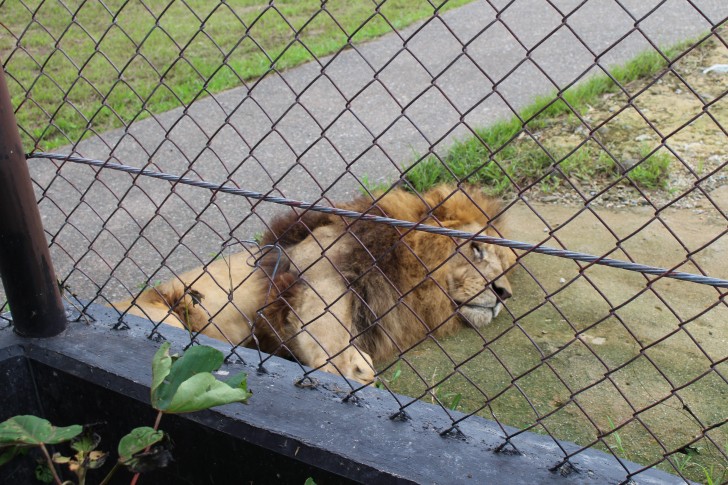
[29,152,728,288]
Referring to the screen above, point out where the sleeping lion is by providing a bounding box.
[113,185,515,384]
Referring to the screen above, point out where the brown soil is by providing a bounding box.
[383,190,728,483]
[533,30,727,213]
[382,31,728,481]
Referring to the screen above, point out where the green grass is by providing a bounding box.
[379,256,728,484]
[1,0,473,150]
[359,174,395,195]
[629,145,673,190]
[405,41,696,194]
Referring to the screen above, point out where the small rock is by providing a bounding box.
[702,64,728,74]
[634,134,652,142]
[541,195,559,203]
[675,88,683,94]
[606,203,614,208]
[559,278,566,284]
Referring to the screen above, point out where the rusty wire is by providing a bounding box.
[1,0,727,482]
[27,151,728,289]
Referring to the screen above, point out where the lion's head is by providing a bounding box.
[421,186,516,329]
[334,184,518,363]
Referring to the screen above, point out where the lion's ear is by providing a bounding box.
[423,185,457,220]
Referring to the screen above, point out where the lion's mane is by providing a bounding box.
[258,185,513,364]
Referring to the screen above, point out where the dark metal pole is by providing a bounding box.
[0,64,66,337]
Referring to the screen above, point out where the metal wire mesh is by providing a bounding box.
[1,0,726,482]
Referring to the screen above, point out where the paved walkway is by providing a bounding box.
[22,0,727,299]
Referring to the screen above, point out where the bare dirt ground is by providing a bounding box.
[385,33,727,483]
[385,189,727,483]
[533,29,727,213]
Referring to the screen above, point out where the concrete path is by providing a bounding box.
[19,0,728,300]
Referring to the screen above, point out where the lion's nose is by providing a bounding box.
[493,280,512,301]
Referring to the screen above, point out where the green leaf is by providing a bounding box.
[0,416,82,446]
[152,345,225,411]
[392,368,402,381]
[51,453,71,464]
[87,450,108,469]
[224,371,250,394]
[449,393,463,411]
[121,446,173,473]
[304,478,317,485]
[35,463,54,483]
[164,372,252,413]
[151,342,173,400]
[71,432,101,453]
[118,427,165,464]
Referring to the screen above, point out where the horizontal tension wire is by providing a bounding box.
[29,152,728,288]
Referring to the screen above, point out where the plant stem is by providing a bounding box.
[98,462,121,485]
[152,411,163,432]
[39,443,63,485]
[129,411,164,485]
[129,466,141,484]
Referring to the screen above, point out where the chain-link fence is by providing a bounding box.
[1,0,726,482]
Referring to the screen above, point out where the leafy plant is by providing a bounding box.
[150,342,251,414]
[673,451,694,473]
[252,232,265,245]
[375,362,402,390]
[0,342,251,484]
[607,416,629,460]
[628,145,672,189]
[359,174,394,195]
[672,441,728,485]
[434,388,463,411]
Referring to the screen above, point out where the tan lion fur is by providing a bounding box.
[112,184,515,384]
[112,248,278,345]
[258,184,515,366]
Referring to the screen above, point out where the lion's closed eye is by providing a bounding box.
[470,242,484,261]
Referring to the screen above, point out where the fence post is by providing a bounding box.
[0,64,67,337]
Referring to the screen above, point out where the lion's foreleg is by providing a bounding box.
[284,286,375,384]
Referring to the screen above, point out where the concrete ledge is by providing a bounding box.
[0,304,688,484]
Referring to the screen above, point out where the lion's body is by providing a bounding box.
[113,249,270,344]
[113,185,515,383]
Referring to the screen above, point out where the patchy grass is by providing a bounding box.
[404,39,704,195]
[1,0,473,150]
[379,260,728,483]
[629,145,673,190]
[359,174,395,196]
